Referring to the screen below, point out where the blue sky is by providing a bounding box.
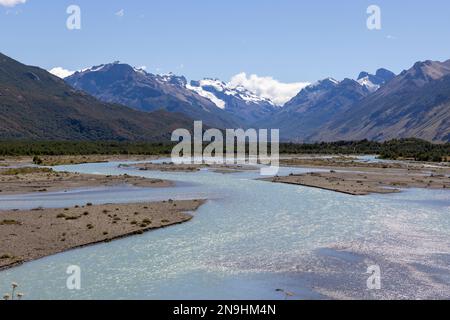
[1,0,450,84]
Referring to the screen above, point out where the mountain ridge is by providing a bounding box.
[0,53,194,141]
[66,63,243,129]
[256,77,371,141]
[2,52,448,143]
[186,78,278,125]
[309,59,450,142]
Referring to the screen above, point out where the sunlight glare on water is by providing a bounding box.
[0,160,449,299]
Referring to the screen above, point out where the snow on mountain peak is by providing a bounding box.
[133,66,148,75]
[155,73,187,87]
[186,78,276,109]
[308,77,340,89]
[356,69,395,92]
[357,76,380,92]
[186,81,226,109]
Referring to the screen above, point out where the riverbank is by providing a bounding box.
[0,200,205,270]
[0,167,172,195]
[265,165,450,195]
[279,156,450,173]
[34,155,162,166]
[126,162,259,174]
[0,155,162,167]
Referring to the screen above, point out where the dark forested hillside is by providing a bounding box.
[0,53,193,141]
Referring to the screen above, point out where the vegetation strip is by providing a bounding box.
[0,138,449,162]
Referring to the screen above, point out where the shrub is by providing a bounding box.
[33,156,43,165]
[0,219,21,225]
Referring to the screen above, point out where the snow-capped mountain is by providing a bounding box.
[257,77,370,140]
[357,68,396,92]
[187,79,275,108]
[186,79,227,109]
[293,78,341,104]
[65,62,242,128]
[65,62,283,127]
[313,60,450,142]
[155,72,188,87]
[256,68,397,140]
[0,53,195,141]
[186,79,278,124]
[45,59,450,142]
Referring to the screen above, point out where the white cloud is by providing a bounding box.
[49,67,75,79]
[115,9,124,17]
[228,73,310,106]
[0,0,26,7]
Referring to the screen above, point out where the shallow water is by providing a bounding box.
[0,161,449,299]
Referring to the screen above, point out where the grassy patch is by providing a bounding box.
[65,215,81,221]
[0,219,21,225]
[1,167,53,176]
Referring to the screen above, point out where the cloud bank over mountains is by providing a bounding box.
[49,65,310,106]
[49,67,75,79]
[229,73,310,106]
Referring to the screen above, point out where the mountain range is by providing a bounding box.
[64,62,393,134]
[186,78,278,124]
[0,53,193,140]
[1,52,449,142]
[311,60,450,142]
[257,68,397,141]
[66,63,242,129]
[65,64,281,128]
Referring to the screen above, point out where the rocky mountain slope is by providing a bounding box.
[311,60,450,142]
[357,68,395,92]
[0,53,193,141]
[2,52,448,143]
[187,78,278,125]
[66,64,242,128]
[256,77,372,141]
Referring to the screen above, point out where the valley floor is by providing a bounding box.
[0,159,204,270]
[0,154,449,271]
[0,166,171,195]
[0,200,204,270]
[267,156,450,195]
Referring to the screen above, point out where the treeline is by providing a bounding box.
[0,141,176,156]
[0,139,449,162]
[279,139,450,162]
